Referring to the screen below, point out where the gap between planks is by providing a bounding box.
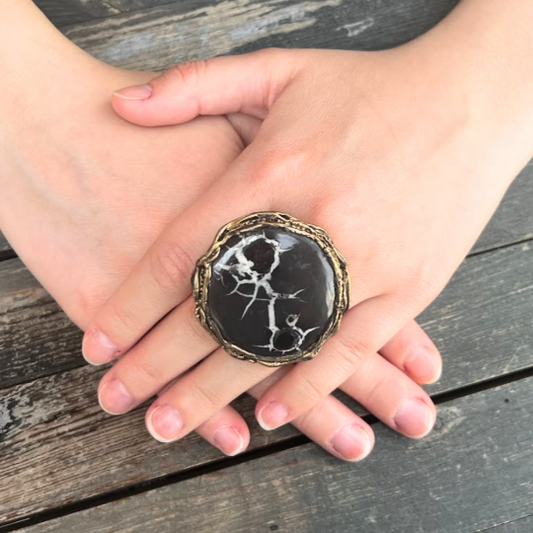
[3,362,533,533]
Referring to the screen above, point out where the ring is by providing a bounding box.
[191,212,350,366]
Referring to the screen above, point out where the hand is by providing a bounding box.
[0,1,442,461]
[80,40,530,447]
[84,0,533,447]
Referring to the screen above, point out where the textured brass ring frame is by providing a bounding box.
[192,212,350,366]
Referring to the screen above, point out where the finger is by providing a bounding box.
[195,405,250,457]
[248,368,374,462]
[156,375,250,456]
[340,352,436,438]
[225,113,263,146]
[111,49,300,126]
[254,293,415,430]
[82,172,271,366]
[379,320,442,385]
[144,347,274,443]
[96,297,218,414]
[141,362,251,457]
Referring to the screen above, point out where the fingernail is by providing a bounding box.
[147,404,184,443]
[214,425,245,456]
[113,84,152,100]
[82,329,119,365]
[394,398,435,438]
[404,346,441,383]
[257,401,289,430]
[99,379,135,415]
[331,424,372,462]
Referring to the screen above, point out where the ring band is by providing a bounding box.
[192,212,350,366]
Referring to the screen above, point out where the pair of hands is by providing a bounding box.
[1,38,442,460]
[3,0,521,461]
[83,37,513,457]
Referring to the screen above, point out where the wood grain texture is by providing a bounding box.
[490,516,533,533]
[475,164,533,253]
[34,0,174,27]
[19,377,533,533]
[0,233,11,254]
[0,259,84,390]
[1,240,533,523]
[60,0,459,71]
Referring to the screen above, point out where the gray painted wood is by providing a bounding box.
[34,0,174,27]
[490,515,533,533]
[1,240,533,522]
[0,259,84,389]
[0,233,11,253]
[0,364,276,524]
[475,164,533,253]
[60,0,459,71]
[20,377,533,533]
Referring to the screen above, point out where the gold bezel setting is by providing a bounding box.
[191,212,350,367]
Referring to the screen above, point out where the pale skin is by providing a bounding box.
[82,0,533,446]
[0,1,443,461]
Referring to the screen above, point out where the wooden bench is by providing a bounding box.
[2,1,533,531]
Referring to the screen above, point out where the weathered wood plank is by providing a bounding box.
[475,164,533,253]
[0,259,84,389]
[0,365,278,524]
[0,233,11,254]
[490,515,533,533]
[1,240,533,523]
[421,239,533,395]
[60,0,459,71]
[19,377,533,533]
[34,0,174,27]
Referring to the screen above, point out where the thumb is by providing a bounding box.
[112,48,299,127]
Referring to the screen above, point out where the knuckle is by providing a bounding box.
[329,336,369,374]
[308,191,350,232]
[149,239,196,293]
[398,258,442,304]
[250,147,312,191]
[76,283,110,323]
[128,354,162,389]
[364,372,392,404]
[164,59,208,87]
[294,371,325,406]
[189,379,220,413]
[294,397,328,430]
[107,296,142,339]
[255,47,284,60]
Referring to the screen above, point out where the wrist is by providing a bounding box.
[408,0,533,184]
[0,1,102,124]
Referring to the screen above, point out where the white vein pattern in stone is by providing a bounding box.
[213,233,319,354]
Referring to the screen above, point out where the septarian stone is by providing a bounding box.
[207,227,336,359]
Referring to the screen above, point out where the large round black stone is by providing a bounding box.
[207,227,336,359]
